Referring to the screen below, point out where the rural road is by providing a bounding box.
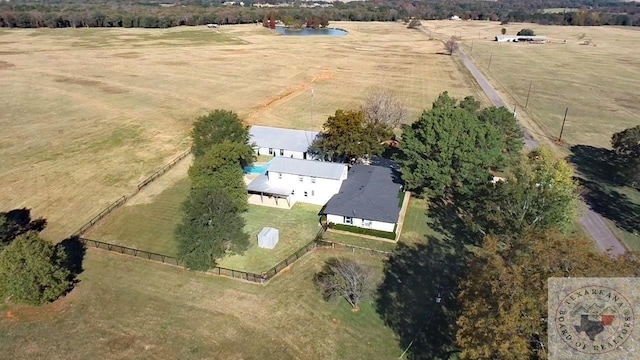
[450,41,627,256]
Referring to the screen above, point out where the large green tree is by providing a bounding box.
[397,92,506,198]
[612,125,640,187]
[463,147,579,236]
[310,109,393,162]
[191,109,250,158]
[175,188,249,271]
[188,141,252,212]
[477,106,523,164]
[0,232,72,306]
[456,229,636,360]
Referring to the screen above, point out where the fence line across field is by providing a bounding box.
[70,149,191,238]
[79,229,392,285]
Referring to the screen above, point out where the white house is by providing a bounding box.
[495,35,548,42]
[247,157,348,207]
[322,164,403,233]
[249,125,319,160]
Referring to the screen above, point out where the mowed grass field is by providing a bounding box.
[425,20,640,149]
[0,248,402,360]
[0,22,486,241]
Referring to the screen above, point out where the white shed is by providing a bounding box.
[258,227,279,249]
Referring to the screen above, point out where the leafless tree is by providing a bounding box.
[313,257,375,309]
[445,37,459,55]
[361,89,408,129]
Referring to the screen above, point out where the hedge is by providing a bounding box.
[328,223,396,240]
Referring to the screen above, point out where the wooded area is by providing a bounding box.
[0,0,638,28]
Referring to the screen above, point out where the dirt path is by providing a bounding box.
[418,26,626,256]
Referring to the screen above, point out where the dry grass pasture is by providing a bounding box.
[0,22,485,241]
[424,20,640,149]
[0,248,401,359]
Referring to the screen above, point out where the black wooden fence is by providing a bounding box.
[71,149,191,238]
[80,229,391,285]
[79,237,265,284]
[136,149,191,191]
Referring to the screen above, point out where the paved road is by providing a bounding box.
[453,45,626,256]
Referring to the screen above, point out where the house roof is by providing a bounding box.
[321,164,403,223]
[249,126,319,153]
[247,173,292,196]
[268,157,347,180]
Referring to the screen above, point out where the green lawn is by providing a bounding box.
[322,232,397,252]
[399,196,444,245]
[88,177,323,273]
[0,249,401,359]
[218,203,323,273]
[87,177,189,256]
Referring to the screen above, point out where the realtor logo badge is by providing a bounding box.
[549,279,637,358]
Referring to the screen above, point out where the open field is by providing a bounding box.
[425,20,640,150]
[423,20,640,249]
[0,22,487,241]
[0,248,402,359]
[88,174,324,273]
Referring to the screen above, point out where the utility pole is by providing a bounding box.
[525,80,533,108]
[558,107,569,142]
[311,88,314,125]
[488,52,493,70]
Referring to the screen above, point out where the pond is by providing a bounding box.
[274,27,348,37]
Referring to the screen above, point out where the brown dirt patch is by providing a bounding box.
[55,76,128,94]
[0,60,15,70]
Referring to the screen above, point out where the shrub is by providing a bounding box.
[517,28,535,36]
[328,223,396,240]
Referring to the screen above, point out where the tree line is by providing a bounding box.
[175,110,254,271]
[1,0,638,29]
[374,92,640,359]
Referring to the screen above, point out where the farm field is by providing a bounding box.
[0,21,487,241]
[424,20,640,249]
[0,248,402,359]
[426,20,640,150]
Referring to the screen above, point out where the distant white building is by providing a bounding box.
[247,157,348,207]
[495,35,548,42]
[249,125,319,160]
[450,15,461,21]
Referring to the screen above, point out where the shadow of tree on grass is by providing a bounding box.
[59,236,87,280]
[579,179,640,237]
[376,236,467,359]
[569,145,627,186]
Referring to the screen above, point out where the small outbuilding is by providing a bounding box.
[258,227,279,249]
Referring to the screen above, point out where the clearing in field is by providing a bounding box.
[0,22,486,241]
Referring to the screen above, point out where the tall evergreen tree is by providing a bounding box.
[175,188,249,271]
[397,92,505,199]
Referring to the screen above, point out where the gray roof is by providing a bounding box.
[321,164,403,223]
[247,173,292,196]
[268,158,347,180]
[250,126,319,153]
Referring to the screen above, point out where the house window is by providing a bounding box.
[278,173,282,180]
[363,220,372,228]
[268,148,273,155]
[311,177,316,184]
[311,190,315,196]
[298,176,303,183]
[291,190,295,195]
[344,216,353,225]
[280,149,284,156]
[304,191,308,197]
